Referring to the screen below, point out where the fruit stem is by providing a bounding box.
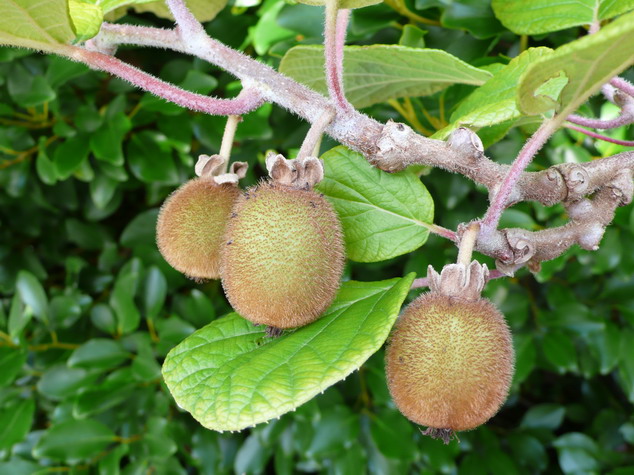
[220,115,241,173]
[297,108,336,160]
[457,222,480,266]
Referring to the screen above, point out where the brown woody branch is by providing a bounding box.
[87,11,634,275]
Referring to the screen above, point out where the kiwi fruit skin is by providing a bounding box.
[221,182,345,329]
[156,178,240,280]
[385,292,514,432]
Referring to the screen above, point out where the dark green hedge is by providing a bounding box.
[0,3,633,474]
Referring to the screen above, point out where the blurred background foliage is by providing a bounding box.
[0,0,633,473]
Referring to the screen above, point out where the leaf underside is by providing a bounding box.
[162,276,415,432]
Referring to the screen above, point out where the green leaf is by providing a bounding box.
[90,112,131,165]
[33,419,116,463]
[37,365,100,400]
[128,0,228,22]
[127,131,179,184]
[493,0,634,35]
[518,12,634,117]
[90,173,118,209]
[53,135,91,180]
[68,338,130,371]
[120,209,159,247]
[8,64,56,108]
[142,266,167,319]
[8,293,30,340]
[69,0,104,43]
[0,347,27,387]
[162,275,415,431]
[110,264,141,335]
[316,147,434,263]
[520,403,566,430]
[370,408,416,460]
[295,0,382,9]
[0,399,35,450]
[542,331,578,373]
[90,303,117,334]
[619,329,634,403]
[587,321,621,374]
[16,270,48,322]
[0,0,75,52]
[36,146,58,186]
[435,47,553,139]
[279,45,491,109]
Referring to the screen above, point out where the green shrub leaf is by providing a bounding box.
[279,45,491,108]
[316,147,434,263]
[493,0,634,35]
[33,419,116,463]
[0,399,35,450]
[16,270,48,323]
[518,12,634,117]
[162,275,415,432]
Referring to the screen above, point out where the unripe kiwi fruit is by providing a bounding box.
[156,178,240,280]
[220,157,345,329]
[385,292,514,432]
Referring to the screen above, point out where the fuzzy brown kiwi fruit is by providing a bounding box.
[156,178,240,280]
[220,174,345,329]
[385,292,514,434]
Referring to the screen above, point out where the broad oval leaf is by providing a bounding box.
[0,399,35,450]
[16,270,48,322]
[162,275,415,432]
[493,0,634,35]
[0,0,75,51]
[279,45,491,109]
[316,147,434,263]
[33,419,116,463]
[435,47,553,140]
[518,12,634,117]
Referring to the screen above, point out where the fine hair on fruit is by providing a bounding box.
[385,291,514,432]
[156,177,241,280]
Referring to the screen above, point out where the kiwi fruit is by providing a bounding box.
[385,292,514,434]
[156,178,241,280]
[220,156,345,329]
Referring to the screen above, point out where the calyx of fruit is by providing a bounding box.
[195,154,248,184]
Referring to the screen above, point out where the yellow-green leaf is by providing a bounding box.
[69,0,104,43]
[518,11,634,117]
[493,0,634,35]
[0,0,75,51]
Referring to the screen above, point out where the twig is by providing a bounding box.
[219,115,241,173]
[297,108,336,160]
[457,223,480,266]
[481,119,560,236]
[567,112,634,129]
[70,47,264,115]
[564,124,634,147]
[611,77,634,97]
[325,1,351,111]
